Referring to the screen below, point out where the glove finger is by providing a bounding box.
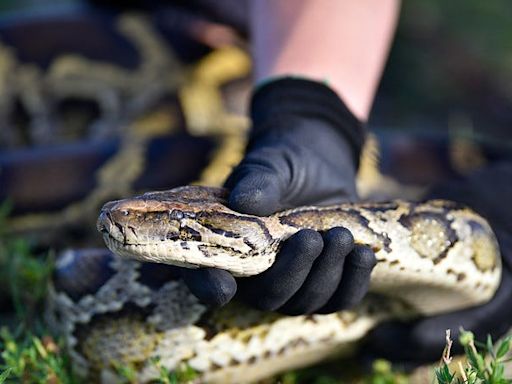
[317,245,376,314]
[365,269,512,363]
[278,227,354,315]
[225,162,284,216]
[180,267,237,307]
[237,229,323,311]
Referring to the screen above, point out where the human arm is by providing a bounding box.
[251,0,400,121]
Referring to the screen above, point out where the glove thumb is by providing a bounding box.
[226,169,284,216]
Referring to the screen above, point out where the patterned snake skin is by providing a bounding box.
[48,186,501,383]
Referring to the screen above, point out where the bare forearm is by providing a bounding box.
[250,0,400,121]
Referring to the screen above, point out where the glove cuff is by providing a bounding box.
[250,77,366,167]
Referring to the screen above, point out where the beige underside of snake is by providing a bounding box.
[38,23,501,383]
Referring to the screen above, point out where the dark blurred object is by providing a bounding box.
[1,0,511,246]
[0,4,244,248]
[0,7,139,69]
[86,0,249,35]
[374,0,512,145]
[0,133,214,215]
[377,130,512,185]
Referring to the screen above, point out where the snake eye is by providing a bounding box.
[121,210,129,216]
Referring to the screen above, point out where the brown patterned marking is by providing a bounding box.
[389,260,400,266]
[211,362,230,371]
[75,304,158,373]
[468,220,498,272]
[198,244,212,258]
[278,208,323,229]
[202,225,241,239]
[198,211,273,250]
[275,339,308,357]
[360,202,400,212]
[446,268,466,282]
[197,303,281,342]
[399,212,457,264]
[304,314,319,324]
[179,226,202,241]
[197,244,248,258]
[279,207,391,251]
[345,209,392,252]
[427,200,469,211]
[141,186,228,205]
[432,255,447,266]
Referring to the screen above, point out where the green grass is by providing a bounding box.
[0,328,76,384]
[273,358,408,384]
[0,203,75,383]
[436,330,512,384]
[113,359,199,384]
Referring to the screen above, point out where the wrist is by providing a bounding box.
[250,77,366,168]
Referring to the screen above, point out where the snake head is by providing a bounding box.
[97,186,228,250]
[97,186,279,275]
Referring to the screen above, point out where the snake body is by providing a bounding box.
[98,186,500,314]
[49,185,501,383]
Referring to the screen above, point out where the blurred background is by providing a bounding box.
[0,0,510,382]
[1,0,511,233]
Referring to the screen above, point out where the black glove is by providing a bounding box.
[181,78,377,315]
[365,161,512,363]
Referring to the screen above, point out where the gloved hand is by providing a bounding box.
[365,161,512,363]
[181,78,377,315]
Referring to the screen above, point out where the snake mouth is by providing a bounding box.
[98,222,145,250]
[103,233,126,254]
[97,210,138,247]
[101,232,151,262]
[98,211,183,253]
[100,227,197,268]
[102,232,125,248]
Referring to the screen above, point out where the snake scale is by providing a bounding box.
[48,185,501,383]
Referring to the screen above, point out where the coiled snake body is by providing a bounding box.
[48,186,501,383]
